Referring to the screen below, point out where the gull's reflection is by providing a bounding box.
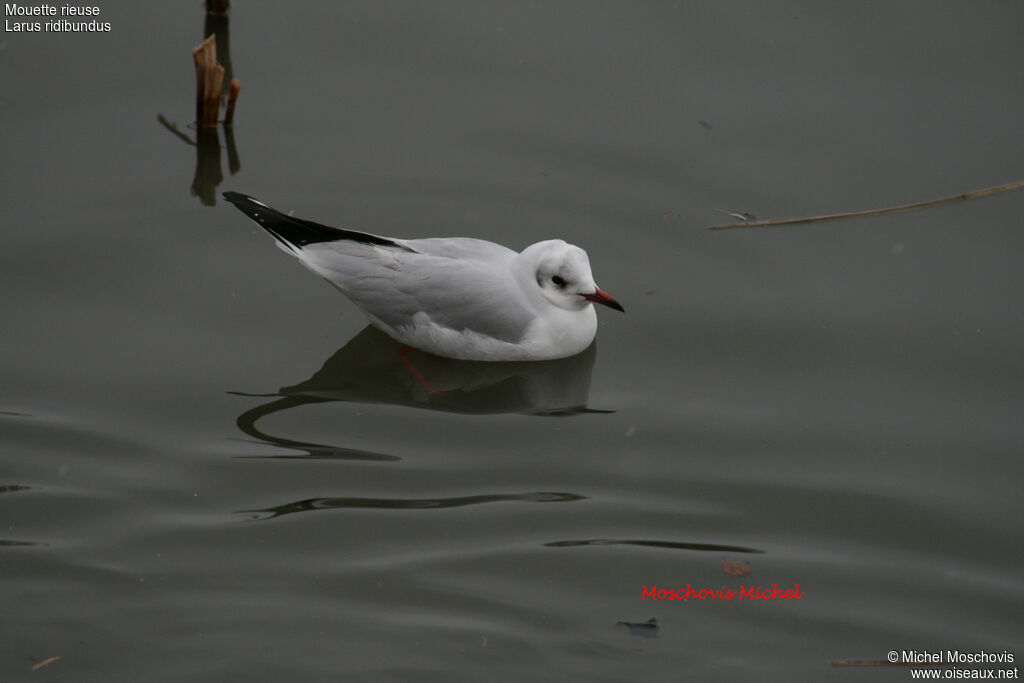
[282,326,600,415]
[235,392,401,462]
[233,325,607,458]
[243,491,586,521]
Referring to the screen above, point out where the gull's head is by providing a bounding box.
[525,240,624,313]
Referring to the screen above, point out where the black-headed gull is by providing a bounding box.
[223,192,624,361]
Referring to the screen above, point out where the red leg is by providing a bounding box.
[396,347,447,397]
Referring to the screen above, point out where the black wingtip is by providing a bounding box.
[222,191,269,214]
[222,192,404,250]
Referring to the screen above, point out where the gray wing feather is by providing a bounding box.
[300,239,535,343]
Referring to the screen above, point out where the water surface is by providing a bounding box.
[2,2,1022,681]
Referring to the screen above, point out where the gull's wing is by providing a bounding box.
[225,193,536,343]
[223,192,406,253]
[303,241,533,343]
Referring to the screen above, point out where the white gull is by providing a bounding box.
[224,192,623,361]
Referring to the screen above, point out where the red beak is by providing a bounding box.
[582,287,625,312]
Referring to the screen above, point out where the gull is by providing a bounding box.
[224,192,624,361]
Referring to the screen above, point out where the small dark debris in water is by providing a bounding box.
[617,617,659,638]
[723,559,753,576]
[0,485,31,494]
[698,120,713,129]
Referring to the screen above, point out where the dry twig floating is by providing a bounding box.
[31,656,61,671]
[708,180,1024,230]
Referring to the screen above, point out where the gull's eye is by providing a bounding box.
[551,275,567,287]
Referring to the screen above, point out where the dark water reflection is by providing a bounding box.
[232,326,605,461]
[234,394,403,461]
[545,538,764,554]
[233,326,605,460]
[244,491,586,521]
[0,486,38,547]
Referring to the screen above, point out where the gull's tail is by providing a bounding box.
[223,192,404,254]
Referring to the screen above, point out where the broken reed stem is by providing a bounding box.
[193,35,225,128]
[205,0,230,14]
[708,179,1024,230]
[224,78,241,125]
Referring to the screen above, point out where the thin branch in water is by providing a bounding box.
[31,657,61,671]
[157,115,197,146]
[708,179,1024,230]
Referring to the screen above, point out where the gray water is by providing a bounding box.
[3,2,1022,681]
